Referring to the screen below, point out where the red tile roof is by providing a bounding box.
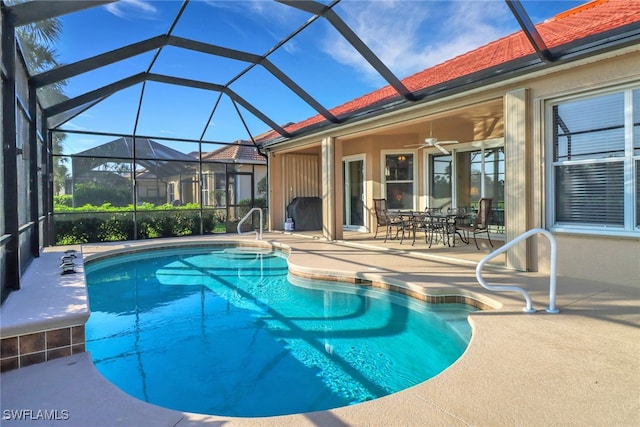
[201,141,266,163]
[263,0,640,141]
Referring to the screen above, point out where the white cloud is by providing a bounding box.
[322,0,513,86]
[105,0,159,20]
[202,0,304,47]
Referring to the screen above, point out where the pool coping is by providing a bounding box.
[1,248,87,339]
[1,233,639,426]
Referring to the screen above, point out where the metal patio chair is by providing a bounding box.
[373,198,405,242]
[456,198,494,249]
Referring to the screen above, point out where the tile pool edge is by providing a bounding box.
[81,239,289,264]
[1,247,88,372]
[285,265,500,311]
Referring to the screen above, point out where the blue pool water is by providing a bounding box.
[85,246,475,417]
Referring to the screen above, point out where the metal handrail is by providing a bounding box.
[476,228,559,314]
[237,207,263,240]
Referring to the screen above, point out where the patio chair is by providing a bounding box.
[446,207,466,247]
[373,198,405,242]
[412,208,444,247]
[456,198,493,249]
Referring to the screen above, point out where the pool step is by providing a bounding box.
[446,318,472,342]
[431,310,473,343]
[219,247,277,259]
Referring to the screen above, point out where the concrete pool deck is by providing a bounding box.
[1,233,638,426]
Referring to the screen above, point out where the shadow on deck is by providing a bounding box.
[288,229,505,267]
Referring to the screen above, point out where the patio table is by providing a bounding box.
[410,211,468,247]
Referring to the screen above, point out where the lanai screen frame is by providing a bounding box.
[2,0,640,302]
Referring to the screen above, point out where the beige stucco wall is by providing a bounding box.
[554,235,640,286]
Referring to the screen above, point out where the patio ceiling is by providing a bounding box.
[344,99,506,143]
[4,0,639,149]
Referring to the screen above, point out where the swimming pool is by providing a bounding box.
[85,245,475,417]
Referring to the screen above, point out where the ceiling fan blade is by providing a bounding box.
[404,143,426,148]
[437,140,459,145]
[434,144,450,155]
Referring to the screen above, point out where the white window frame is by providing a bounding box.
[428,151,454,210]
[381,149,417,210]
[545,84,640,237]
[201,172,210,206]
[466,138,504,201]
[168,182,175,203]
[342,153,367,231]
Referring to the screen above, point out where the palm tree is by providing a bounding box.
[52,133,68,195]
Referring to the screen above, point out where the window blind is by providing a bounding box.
[555,163,624,226]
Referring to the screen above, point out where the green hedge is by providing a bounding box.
[54,206,224,245]
[53,200,266,245]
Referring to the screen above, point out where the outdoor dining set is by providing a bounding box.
[373,198,494,250]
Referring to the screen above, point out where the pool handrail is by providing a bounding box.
[237,207,263,240]
[476,228,559,314]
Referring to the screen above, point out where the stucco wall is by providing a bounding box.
[553,235,640,287]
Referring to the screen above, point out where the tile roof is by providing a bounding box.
[201,141,266,163]
[262,0,640,141]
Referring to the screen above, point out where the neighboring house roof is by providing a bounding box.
[259,0,640,143]
[201,141,266,164]
[136,170,159,180]
[73,137,196,178]
[75,137,195,162]
[71,170,129,181]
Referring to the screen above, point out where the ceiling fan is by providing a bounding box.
[405,123,459,154]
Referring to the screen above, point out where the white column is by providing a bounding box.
[321,137,342,240]
[504,88,530,271]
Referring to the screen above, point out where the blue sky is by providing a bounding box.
[45,0,586,155]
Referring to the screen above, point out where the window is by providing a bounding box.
[213,171,226,206]
[168,182,175,203]
[384,153,414,210]
[201,172,210,206]
[549,87,639,234]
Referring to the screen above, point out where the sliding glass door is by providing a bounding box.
[428,142,505,233]
[455,146,504,231]
[343,155,366,230]
[429,154,453,210]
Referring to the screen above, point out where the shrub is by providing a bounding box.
[73,181,132,207]
[52,201,267,244]
[53,194,72,207]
